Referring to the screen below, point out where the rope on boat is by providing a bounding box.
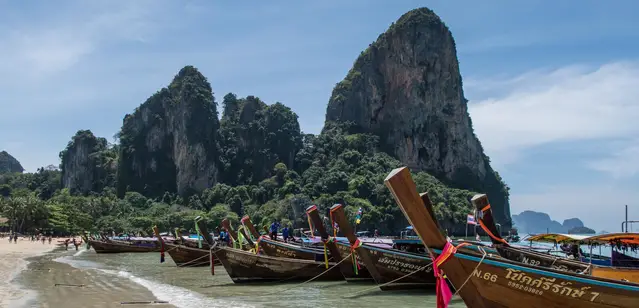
[450,246,487,296]
[176,253,211,267]
[342,261,435,299]
[259,252,354,296]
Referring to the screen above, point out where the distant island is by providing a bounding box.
[512,211,595,234]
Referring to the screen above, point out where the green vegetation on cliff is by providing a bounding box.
[1,115,478,235]
[0,8,510,236]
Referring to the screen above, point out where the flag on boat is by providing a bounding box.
[467,214,477,225]
[355,207,363,224]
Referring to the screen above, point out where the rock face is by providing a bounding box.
[218,93,303,185]
[60,130,115,195]
[324,7,510,225]
[117,66,220,197]
[562,218,584,230]
[0,151,24,174]
[513,211,592,234]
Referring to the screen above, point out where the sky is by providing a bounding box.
[1,0,638,232]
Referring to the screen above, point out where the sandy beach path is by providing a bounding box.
[0,237,57,306]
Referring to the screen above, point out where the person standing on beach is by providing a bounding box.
[13,234,18,243]
[48,236,52,244]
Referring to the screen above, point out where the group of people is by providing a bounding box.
[2,233,53,244]
[29,234,53,244]
[269,221,291,242]
[63,238,81,250]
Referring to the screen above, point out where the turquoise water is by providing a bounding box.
[37,248,465,308]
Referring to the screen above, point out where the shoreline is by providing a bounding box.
[13,242,177,308]
[0,237,58,307]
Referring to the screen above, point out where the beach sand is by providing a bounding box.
[0,237,56,307]
[0,237,175,308]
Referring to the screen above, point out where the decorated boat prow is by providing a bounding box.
[306,204,370,280]
[385,166,639,308]
[331,203,435,290]
[241,215,261,239]
[472,194,592,274]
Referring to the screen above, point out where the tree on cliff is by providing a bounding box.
[59,130,116,195]
[324,7,511,227]
[4,7,510,236]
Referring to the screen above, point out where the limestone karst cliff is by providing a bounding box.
[218,93,303,185]
[116,66,220,197]
[59,130,116,195]
[324,7,511,225]
[0,151,24,174]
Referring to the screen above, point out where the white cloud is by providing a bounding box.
[511,184,638,233]
[587,141,639,178]
[467,61,639,169]
[0,1,164,81]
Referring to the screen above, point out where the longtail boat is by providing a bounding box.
[241,215,323,260]
[89,238,159,253]
[306,205,371,281]
[155,218,220,267]
[213,246,344,283]
[472,194,639,283]
[221,219,254,251]
[330,203,436,290]
[386,166,639,308]
[240,215,337,264]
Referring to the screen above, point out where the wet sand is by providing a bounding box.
[0,237,56,307]
[18,251,175,308]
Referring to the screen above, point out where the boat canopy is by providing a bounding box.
[526,233,639,245]
[525,233,590,243]
[585,233,639,245]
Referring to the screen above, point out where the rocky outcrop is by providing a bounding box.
[59,130,115,195]
[117,66,220,197]
[562,218,584,230]
[323,7,510,225]
[568,226,596,234]
[513,211,593,234]
[218,94,303,185]
[0,151,24,174]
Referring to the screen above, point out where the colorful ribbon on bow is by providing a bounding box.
[477,203,509,245]
[194,218,203,249]
[432,241,470,308]
[350,239,362,275]
[321,237,334,269]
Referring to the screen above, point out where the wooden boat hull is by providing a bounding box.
[446,249,639,307]
[612,250,639,268]
[214,247,344,283]
[591,266,639,283]
[89,240,158,253]
[165,243,217,267]
[385,166,639,308]
[336,241,433,289]
[258,238,323,261]
[471,193,639,283]
[495,245,590,274]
